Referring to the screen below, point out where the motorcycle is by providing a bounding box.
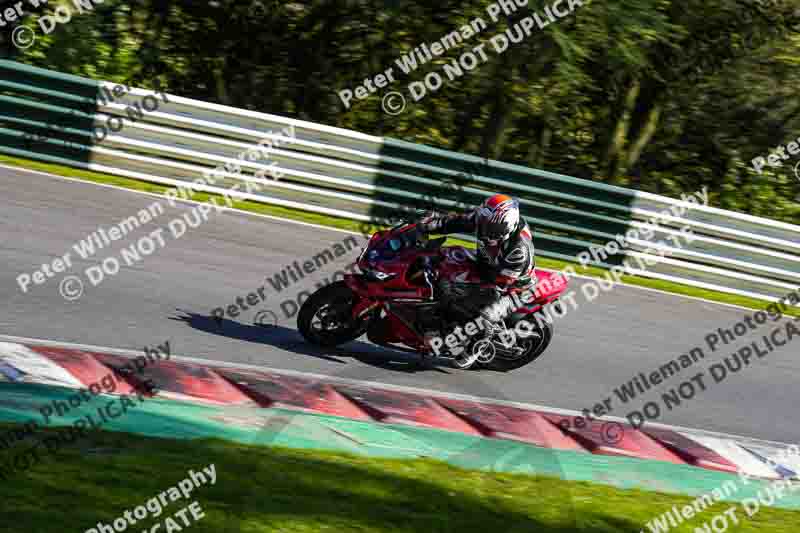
[297,221,568,370]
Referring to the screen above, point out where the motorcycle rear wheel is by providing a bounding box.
[484,316,554,371]
[450,344,484,370]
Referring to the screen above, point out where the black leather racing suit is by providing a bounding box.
[417,209,537,326]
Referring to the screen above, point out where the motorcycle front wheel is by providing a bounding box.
[297,281,369,347]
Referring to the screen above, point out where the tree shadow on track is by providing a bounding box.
[168,309,451,374]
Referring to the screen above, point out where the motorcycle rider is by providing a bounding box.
[415,193,537,361]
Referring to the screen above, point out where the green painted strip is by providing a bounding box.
[1,383,798,509]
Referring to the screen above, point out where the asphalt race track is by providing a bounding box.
[2,167,798,443]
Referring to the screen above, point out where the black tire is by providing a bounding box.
[485,315,554,371]
[297,281,367,347]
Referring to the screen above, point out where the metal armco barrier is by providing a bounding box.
[1,60,798,303]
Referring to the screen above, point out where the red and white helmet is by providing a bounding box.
[476,194,520,245]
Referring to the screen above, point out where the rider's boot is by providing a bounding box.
[418,330,441,368]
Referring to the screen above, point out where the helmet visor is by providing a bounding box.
[477,219,510,245]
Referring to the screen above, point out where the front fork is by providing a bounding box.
[344,274,382,322]
[352,299,381,321]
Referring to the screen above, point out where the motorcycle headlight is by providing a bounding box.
[365,270,397,281]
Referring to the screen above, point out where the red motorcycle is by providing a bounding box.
[297,222,568,370]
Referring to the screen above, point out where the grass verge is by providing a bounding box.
[1,423,799,532]
[1,153,797,318]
